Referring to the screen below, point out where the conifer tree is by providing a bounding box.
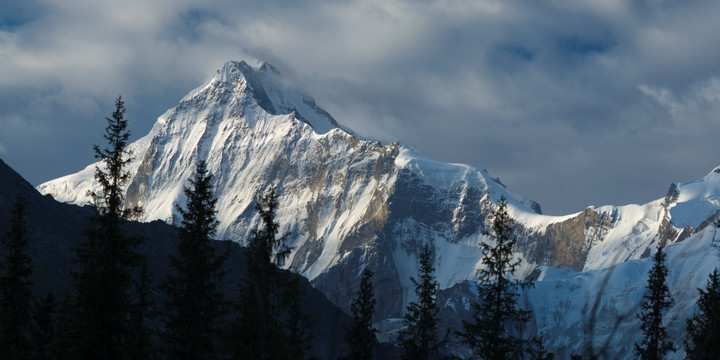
[457,196,532,360]
[30,292,57,360]
[0,197,33,359]
[527,334,554,360]
[278,273,313,360]
[52,292,80,360]
[343,268,378,360]
[127,260,156,360]
[634,244,675,359]
[685,268,720,359]
[234,184,310,359]
[72,96,149,360]
[399,244,444,360]
[247,185,292,269]
[163,161,227,360]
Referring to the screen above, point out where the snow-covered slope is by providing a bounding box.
[439,215,719,359]
[531,225,719,359]
[38,60,720,326]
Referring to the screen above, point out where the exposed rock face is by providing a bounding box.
[523,208,615,271]
[658,183,680,247]
[389,169,489,243]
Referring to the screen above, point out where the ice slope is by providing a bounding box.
[36,125,159,207]
[576,168,720,272]
[528,222,719,358]
[668,168,720,228]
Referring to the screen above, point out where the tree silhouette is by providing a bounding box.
[0,198,33,359]
[72,96,149,359]
[634,244,675,359]
[458,196,533,360]
[163,161,227,359]
[30,292,57,360]
[343,268,378,360]
[685,268,720,359]
[247,185,292,269]
[399,244,444,360]
[234,185,310,359]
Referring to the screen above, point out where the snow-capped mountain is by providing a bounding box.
[37,60,542,318]
[38,60,720,350]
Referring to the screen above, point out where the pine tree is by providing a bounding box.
[233,184,310,359]
[278,273,313,360]
[399,244,444,360]
[0,197,33,359]
[343,268,378,360]
[685,268,720,359]
[52,292,80,360]
[88,96,141,220]
[162,161,227,360]
[634,244,675,359]
[30,292,57,360]
[127,259,156,360]
[247,185,292,269]
[527,334,554,360]
[457,196,533,360]
[72,96,149,360]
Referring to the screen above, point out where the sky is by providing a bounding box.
[2,0,720,215]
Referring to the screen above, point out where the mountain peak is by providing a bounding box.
[258,61,280,75]
[216,60,254,82]
[188,60,341,134]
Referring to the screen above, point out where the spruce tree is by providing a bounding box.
[127,260,156,360]
[399,244,444,360]
[685,268,720,359]
[52,292,80,360]
[343,268,378,360]
[527,334,554,360]
[72,96,149,360]
[457,196,532,360]
[234,184,310,359]
[634,244,675,359]
[0,197,33,359]
[278,273,313,360]
[30,292,57,360]
[162,161,227,360]
[247,185,292,269]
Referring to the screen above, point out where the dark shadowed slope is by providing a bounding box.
[0,157,361,359]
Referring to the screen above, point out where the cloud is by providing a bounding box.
[2,0,720,214]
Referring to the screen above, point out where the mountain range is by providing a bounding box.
[36,60,720,358]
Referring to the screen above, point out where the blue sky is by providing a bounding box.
[2,0,720,215]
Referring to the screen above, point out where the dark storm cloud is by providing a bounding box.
[2,0,720,214]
